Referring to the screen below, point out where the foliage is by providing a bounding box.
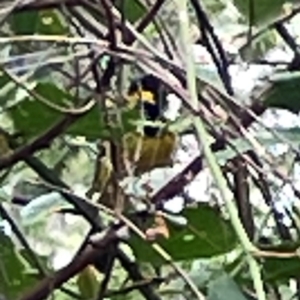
[1,0,300,300]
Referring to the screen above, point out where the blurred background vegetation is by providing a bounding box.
[2,0,300,300]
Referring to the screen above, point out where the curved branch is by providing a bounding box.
[20,228,121,300]
[0,102,92,171]
[151,101,266,206]
[135,0,165,36]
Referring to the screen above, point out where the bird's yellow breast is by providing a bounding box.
[123,131,177,175]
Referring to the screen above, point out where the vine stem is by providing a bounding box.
[175,1,266,300]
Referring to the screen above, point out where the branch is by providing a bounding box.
[190,0,233,95]
[274,22,299,54]
[0,202,82,299]
[151,101,266,206]
[117,251,162,300]
[24,156,101,226]
[93,0,166,90]
[0,203,45,273]
[239,4,300,57]
[67,6,106,38]
[135,0,166,40]
[96,244,116,300]
[19,227,123,300]
[231,156,254,239]
[247,150,292,240]
[0,104,92,172]
[105,277,163,298]
[24,158,162,300]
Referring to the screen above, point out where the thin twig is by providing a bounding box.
[19,227,122,300]
[0,202,82,299]
[118,214,206,300]
[176,1,266,300]
[1,66,96,114]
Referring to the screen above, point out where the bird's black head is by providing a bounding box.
[127,74,168,113]
[127,74,169,137]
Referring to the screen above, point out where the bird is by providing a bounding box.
[124,74,178,175]
[85,74,176,273]
[86,74,178,201]
[126,74,168,136]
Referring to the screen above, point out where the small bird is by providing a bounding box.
[86,74,178,199]
[124,74,178,175]
[85,74,176,274]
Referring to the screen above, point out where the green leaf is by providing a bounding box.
[13,180,51,200]
[239,30,278,61]
[204,0,227,15]
[232,0,285,26]
[263,256,300,283]
[88,0,145,27]
[0,71,17,107]
[257,127,300,148]
[10,9,67,35]
[36,10,68,35]
[114,0,147,23]
[8,82,139,140]
[69,107,138,140]
[77,267,99,300]
[260,241,300,283]
[8,82,75,138]
[261,72,300,113]
[216,126,300,165]
[0,232,37,300]
[10,11,39,35]
[208,274,247,300]
[129,204,237,266]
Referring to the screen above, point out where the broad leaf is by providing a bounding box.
[36,10,68,35]
[20,249,50,274]
[10,11,39,35]
[203,0,227,15]
[260,72,300,113]
[13,180,50,200]
[208,274,247,300]
[232,0,285,26]
[77,266,99,300]
[263,256,300,283]
[8,81,139,140]
[260,241,300,283]
[239,30,278,61]
[10,9,67,35]
[0,71,17,107]
[114,0,147,23]
[8,82,76,138]
[129,204,237,265]
[0,233,37,300]
[196,64,224,91]
[225,240,300,284]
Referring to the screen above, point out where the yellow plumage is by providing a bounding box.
[123,130,177,175]
[123,75,178,175]
[87,74,178,200]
